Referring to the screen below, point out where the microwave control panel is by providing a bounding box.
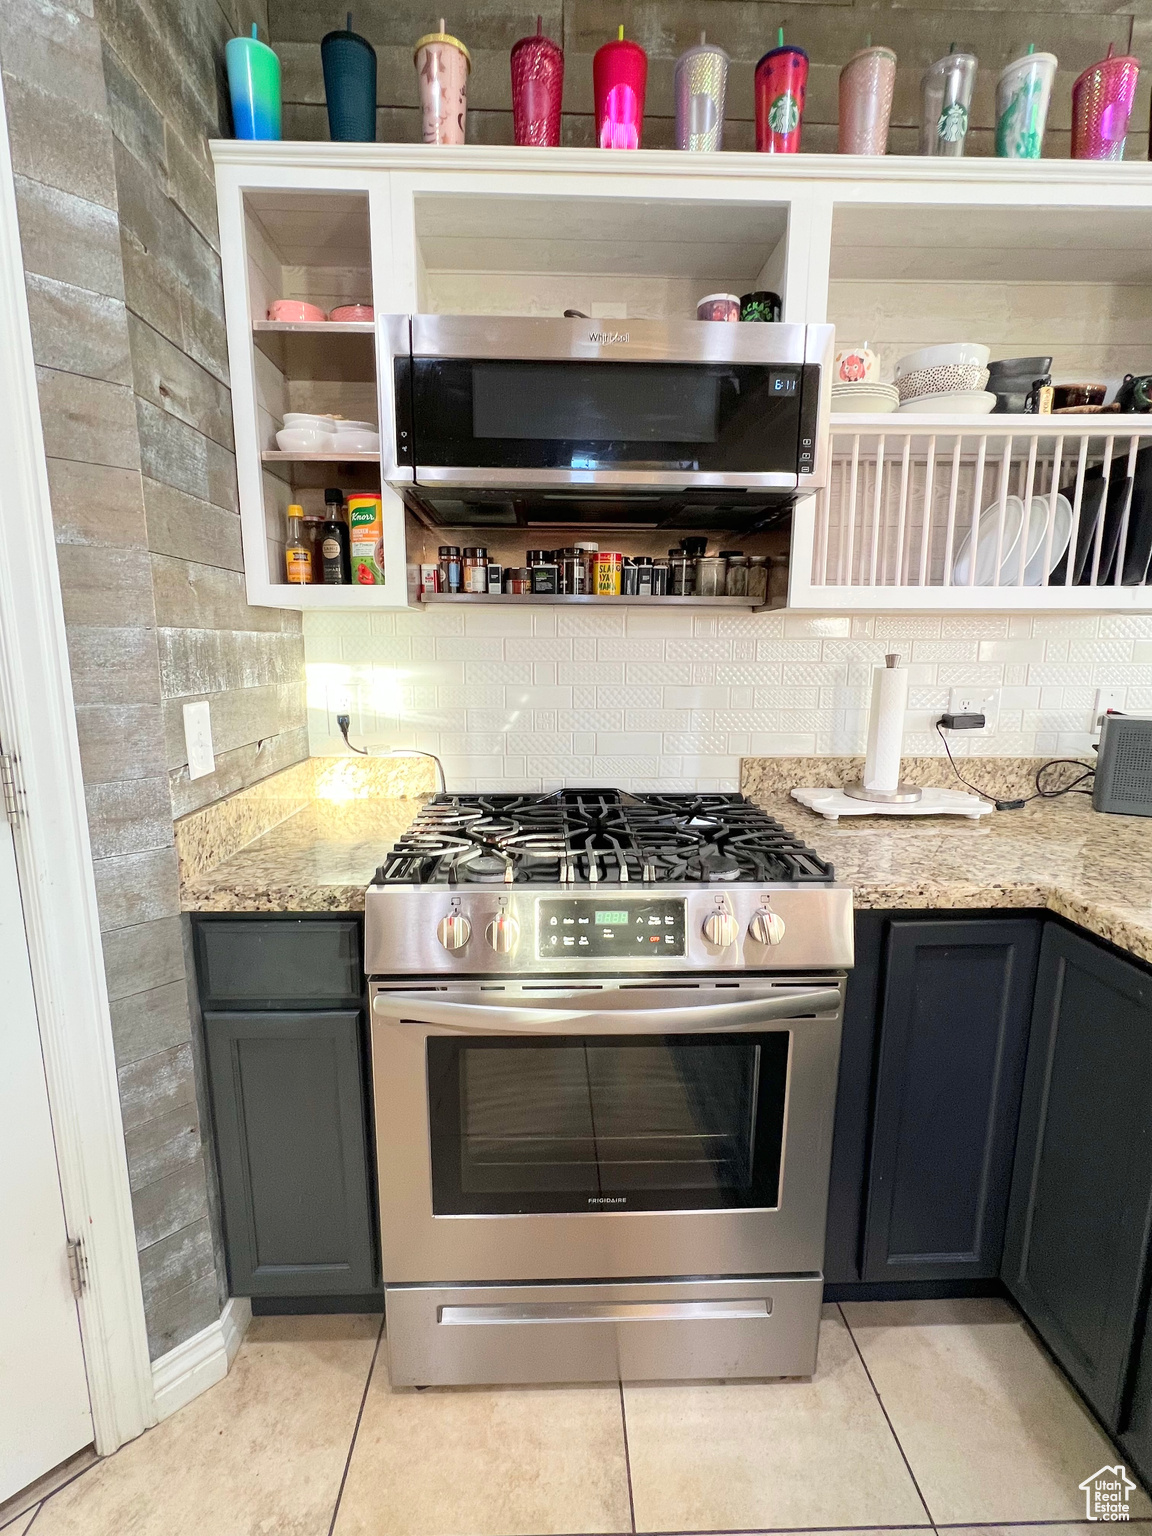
[536,898,687,958]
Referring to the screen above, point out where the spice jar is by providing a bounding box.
[595,550,623,595]
[463,546,488,593]
[747,554,768,605]
[723,552,749,596]
[620,558,640,596]
[575,541,598,591]
[503,566,530,594]
[439,544,462,593]
[486,561,503,594]
[695,553,727,596]
[669,548,695,596]
[768,552,789,607]
[651,557,670,596]
[528,548,559,594]
[633,555,653,596]
[560,547,588,595]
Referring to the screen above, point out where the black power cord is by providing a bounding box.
[934,720,1095,811]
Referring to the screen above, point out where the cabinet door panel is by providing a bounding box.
[1003,924,1152,1430]
[863,918,1039,1283]
[205,1009,376,1296]
[196,919,361,1007]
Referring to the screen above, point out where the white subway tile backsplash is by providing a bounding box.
[304,598,1118,786]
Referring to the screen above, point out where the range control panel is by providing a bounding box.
[537,898,687,958]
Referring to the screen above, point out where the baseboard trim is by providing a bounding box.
[151,1297,252,1422]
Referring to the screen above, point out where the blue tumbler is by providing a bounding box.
[322,14,377,141]
[225,25,282,140]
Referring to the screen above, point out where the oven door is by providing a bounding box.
[369,977,843,1285]
[383,315,832,491]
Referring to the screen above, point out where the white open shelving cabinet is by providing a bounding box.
[211,142,1152,613]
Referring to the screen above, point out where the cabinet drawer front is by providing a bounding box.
[205,1009,375,1296]
[196,918,361,1006]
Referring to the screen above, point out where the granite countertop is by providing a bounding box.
[179,776,1152,966]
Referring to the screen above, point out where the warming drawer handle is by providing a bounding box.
[371,987,841,1033]
[439,1298,772,1326]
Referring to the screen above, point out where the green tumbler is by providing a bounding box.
[226,25,282,140]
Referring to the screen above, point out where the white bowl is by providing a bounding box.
[894,344,991,380]
[334,418,377,432]
[332,429,381,452]
[275,426,337,452]
[283,412,337,431]
[896,389,996,415]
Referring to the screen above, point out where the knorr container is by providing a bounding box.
[348,493,384,584]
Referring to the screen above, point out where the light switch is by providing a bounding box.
[183,700,215,780]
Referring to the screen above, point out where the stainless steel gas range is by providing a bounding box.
[365,790,853,1388]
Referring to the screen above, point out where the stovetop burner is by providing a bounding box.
[371,789,834,887]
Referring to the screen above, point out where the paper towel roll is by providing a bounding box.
[863,655,908,793]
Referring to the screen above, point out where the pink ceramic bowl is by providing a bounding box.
[329,303,374,322]
[267,299,327,323]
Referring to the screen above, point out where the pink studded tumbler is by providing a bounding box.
[594,27,648,149]
[1072,44,1140,160]
[511,16,564,146]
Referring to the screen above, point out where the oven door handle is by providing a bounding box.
[371,986,841,1035]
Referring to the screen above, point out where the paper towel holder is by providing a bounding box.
[842,653,924,805]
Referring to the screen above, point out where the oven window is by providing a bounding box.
[427,1032,790,1215]
[409,358,804,473]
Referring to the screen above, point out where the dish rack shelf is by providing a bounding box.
[792,418,1152,610]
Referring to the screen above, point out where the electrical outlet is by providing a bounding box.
[948,687,999,732]
[1092,687,1123,730]
[183,700,215,780]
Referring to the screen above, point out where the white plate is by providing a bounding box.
[896,389,996,415]
[832,384,898,414]
[951,493,1073,586]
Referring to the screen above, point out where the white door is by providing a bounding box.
[0,784,93,1499]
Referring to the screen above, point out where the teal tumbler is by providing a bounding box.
[322,15,378,141]
[226,25,282,140]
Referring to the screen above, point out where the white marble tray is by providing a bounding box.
[791,786,994,822]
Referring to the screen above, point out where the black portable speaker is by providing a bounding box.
[1093,714,1152,816]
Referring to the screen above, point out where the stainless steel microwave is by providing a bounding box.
[380,316,833,523]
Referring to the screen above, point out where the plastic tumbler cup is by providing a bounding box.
[920,50,977,155]
[995,48,1057,158]
[594,27,648,149]
[414,19,471,145]
[511,17,564,146]
[1072,45,1140,160]
[674,32,729,151]
[756,39,808,152]
[322,16,377,142]
[839,44,897,154]
[226,26,281,141]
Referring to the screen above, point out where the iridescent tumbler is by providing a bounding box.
[594,27,647,149]
[838,44,896,154]
[674,32,729,151]
[511,16,564,146]
[1072,45,1140,160]
[755,41,808,153]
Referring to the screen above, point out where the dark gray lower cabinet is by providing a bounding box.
[862,917,1040,1283]
[1002,923,1152,1431]
[204,1009,376,1297]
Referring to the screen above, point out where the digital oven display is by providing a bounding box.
[537,899,687,958]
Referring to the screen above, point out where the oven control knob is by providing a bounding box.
[436,911,472,950]
[486,911,520,954]
[748,907,786,947]
[703,910,740,948]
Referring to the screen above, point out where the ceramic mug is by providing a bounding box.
[835,345,879,383]
[1116,374,1152,412]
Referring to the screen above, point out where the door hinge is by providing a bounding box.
[1,750,20,827]
[66,1236,88,1298]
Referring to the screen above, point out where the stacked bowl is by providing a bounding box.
[986,356,1053,414]
[895,344,995,414]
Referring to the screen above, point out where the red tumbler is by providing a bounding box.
[511,16,564,146]
[755,38,808,153]
[1072,44,1140,161]
[593,26,648,149]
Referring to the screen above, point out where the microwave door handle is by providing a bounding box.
[371,987,841,1035]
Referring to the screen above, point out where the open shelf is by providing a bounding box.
[419,593,765,607]
[261,451,379,463]
[252,322,376,382]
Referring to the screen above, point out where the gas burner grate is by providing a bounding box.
[371,788,834,887]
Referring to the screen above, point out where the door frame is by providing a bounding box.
[0,75,155,1451]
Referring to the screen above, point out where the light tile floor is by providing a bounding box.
[5,1299,1150,1536]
